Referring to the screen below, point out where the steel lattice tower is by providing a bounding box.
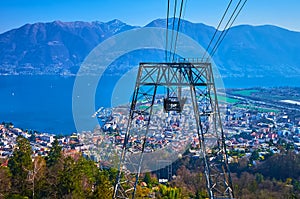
[113,59,234,199]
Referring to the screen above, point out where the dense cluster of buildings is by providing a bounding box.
[0,123,82,161]
[1,97,300,167]
[78,97,300,165]
[223,104,300,162]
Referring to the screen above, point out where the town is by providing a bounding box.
[1,87,300,172]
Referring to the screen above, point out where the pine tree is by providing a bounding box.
[46,138,62,167]
[143,172,152,186]
[8,136,33,197]
[0,166,12,197]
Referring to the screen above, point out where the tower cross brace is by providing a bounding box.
[113,60,234,199]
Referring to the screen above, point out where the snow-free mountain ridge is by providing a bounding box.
[1,18,300,78]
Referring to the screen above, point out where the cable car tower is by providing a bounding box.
[113,59,234,199]
[111,0,248,197]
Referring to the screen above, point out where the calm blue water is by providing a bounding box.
[0,75,299,135]
[0,75,76,134]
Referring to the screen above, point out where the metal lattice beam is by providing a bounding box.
[113,61,234,199]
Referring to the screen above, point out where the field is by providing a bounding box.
[232,89,259,96]
[217,95,240,104]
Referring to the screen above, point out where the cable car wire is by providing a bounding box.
[165,0,170,62]
[210,0,247,57]
[172,0,185,62]
[202,0,233,61]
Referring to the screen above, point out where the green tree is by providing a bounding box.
[46,138,62,167]
[156,184,181,199]
[42,140,65,198]
[43,156,64,198]
[250,150,259,163]
[0,166,12,197]
[93,170,113,198]
[143,172,152,186]
[56,156,98,198]
[8,136,33,197]
[135,185,151,198]
[32,156,47,199]
[255,173,264,184]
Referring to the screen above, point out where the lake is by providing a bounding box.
[0,75,299,135]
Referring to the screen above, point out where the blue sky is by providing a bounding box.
[1,0,300,33]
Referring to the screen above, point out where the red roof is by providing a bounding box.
[1,159,8,167]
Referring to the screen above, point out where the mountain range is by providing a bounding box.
[1,19,300,79]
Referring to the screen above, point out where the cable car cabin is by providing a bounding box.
[163,97,186,113]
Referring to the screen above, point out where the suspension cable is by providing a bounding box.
[202,0,233,61]
[172,0,185,62]
[210,0,247,57]
[168,0,177,62]
[208,0,242,57]
[165,0,170,62]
